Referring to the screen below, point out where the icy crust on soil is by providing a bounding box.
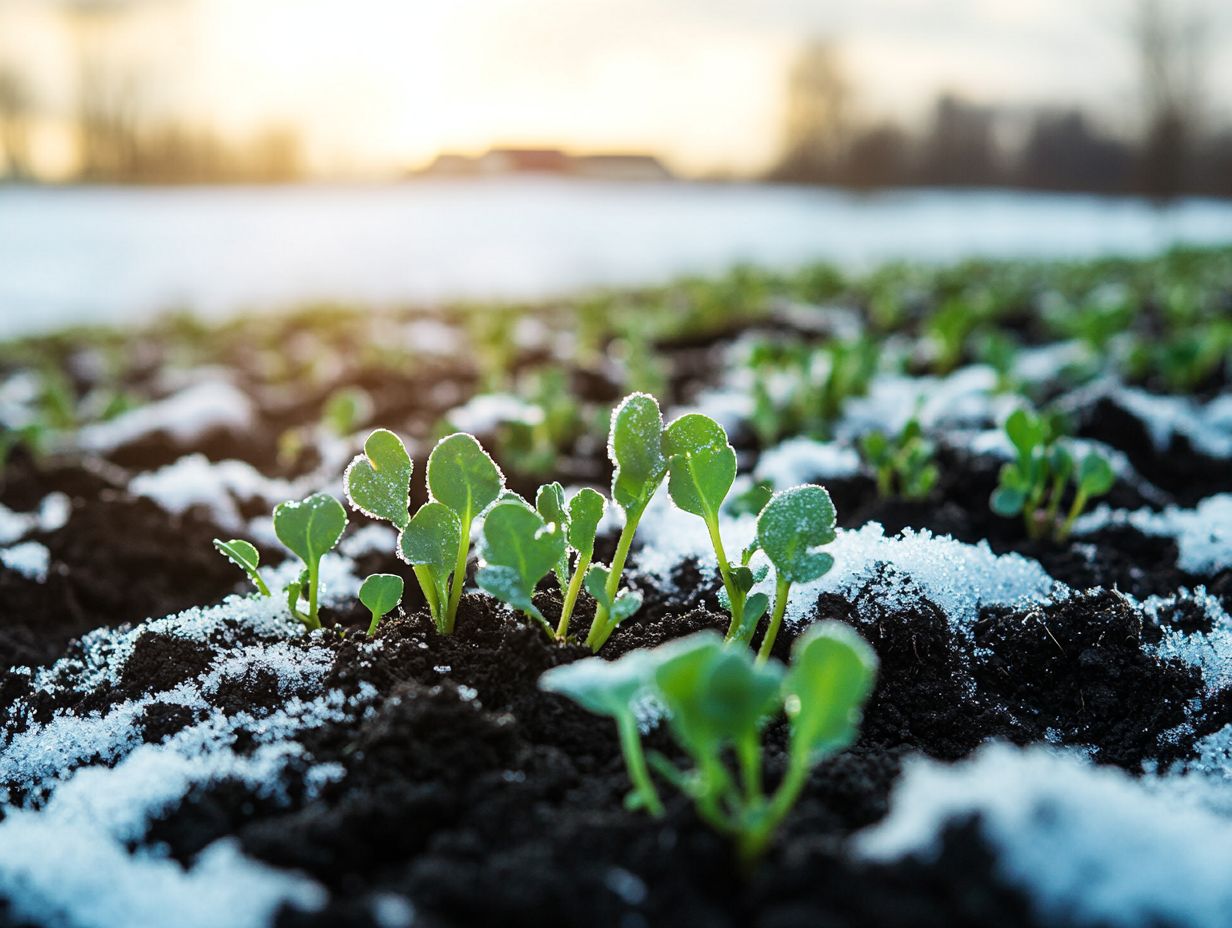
[77,380,254,453]
[753,437,862,487]
[859,743,1232,928]
[632,489,1063,631]
[0,557,370,927]
[1074,494,1232,575]
[1068,380,1232,459]
[129,454,294,532]
[0,540,50,581]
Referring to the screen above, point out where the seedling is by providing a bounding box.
[754,485,837,661]
[322,386,373,437]
[536,482,606,640]
[428,433,505,633]
[858,418,938,500]
[399,502,462,632]
[274,492,348,629]
[212,538,271,597]
[476,499,566,636]
[662,412,753,641]
[585,393,668,651]
[990,408,1115,542]
[539,650,664,816]
[541,622,878,862]
[358,573,404,636]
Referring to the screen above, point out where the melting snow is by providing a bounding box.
[753,437,862,487]
[859,743,1232,928]
[129,454,294,532]
[0,541,50,581]
[77,380,254,453]
[1074,494,1232,575]
[444,393,544,434]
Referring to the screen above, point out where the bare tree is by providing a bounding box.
[771,40,850,183]
[0,68,32,180]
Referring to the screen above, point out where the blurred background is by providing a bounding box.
[0,0,1230,333]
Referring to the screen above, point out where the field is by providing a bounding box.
[1,246,1231,927]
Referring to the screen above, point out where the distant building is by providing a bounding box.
[414,147,674,181]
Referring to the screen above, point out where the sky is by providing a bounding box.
[0,0,1228,178]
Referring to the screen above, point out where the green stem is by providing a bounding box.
[443,506,472,634]
[756,575,791,664]
[737,734,764,806]
[740,759,809,862]
[307,560,321,630]
[1056,488,1089,542]
[876,466,893,498]
[617,714,663,817]
[252,572,272,598]
[557,552,591,640]
[705,516,744,641]
[586,506,644,651]
[366,610,381,637]
[411,565,441,627]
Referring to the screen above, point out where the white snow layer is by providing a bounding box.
[753,437,862,487]
[859,743,1232,928]
[632,489,1062,631]
[77,380,254,453]
[0,541,50,581]
[443,392,545,434]
[1074,494,1232,575]
[128,454,294,532]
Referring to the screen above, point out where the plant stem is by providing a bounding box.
[411,565,440,627]
[307,561,321,630]
[705,517,744,641]
[876,466,892,498]
[443,505,472,634]
[737,734,763,805]
[557,553,591,640]
[617,713,663,817]
[739,759,808,863]
[252,572,272,598]
[586,506,644,650]
[756,575,791,664]
[1056,488,1088,542]
[366,610,381,637]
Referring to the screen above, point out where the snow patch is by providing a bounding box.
[859,743,1232,928]
[78,380,253,453]
[0,541,49,581]
[1074,494,1232,575]
[754,437,862,487]
[129,454,293,531]
[443,393,544,434]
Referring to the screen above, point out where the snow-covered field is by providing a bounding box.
[2,179,1231,336]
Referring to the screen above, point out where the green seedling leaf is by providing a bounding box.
[477,502,566,625]
[990,482,1027,517]
[535,482,569,530]
[567,487,605,558]
[757,485,837,584]
[1005,408,1044,457]
[1077,452,1115,496]
[610,589,643,623]
[663,413,737,521]
[212,538,270,596]
[359,573,404,636]
[323,386,372,437]
[653,631,784,756]
[399,502,462,572]
[428,432,504,520]
[345,429,414,530]
[539,649,658,718]
[274,493,348,568]
[783,621,878,763]
[609,392,668,515]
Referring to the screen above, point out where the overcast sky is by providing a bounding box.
[1,0,1228,177]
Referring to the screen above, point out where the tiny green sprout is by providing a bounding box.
[538,650,664,816]
[536,481,606,640]
[273,492,348,630]
[476,501,566,636]
[212,538,271,597]
[858,418,938,501]
[427,433,505,634]
[358,573,404,636]
[990,408,1115,543]
[585,393,668,652]
[662,412,752,641]
[544,622,877,863]
[754,485,837,661]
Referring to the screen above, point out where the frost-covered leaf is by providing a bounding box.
[535,482,569,530]
[477,502,565,619]
[756,485,837,584]
[609,393,667,515]
[274,493,347,567]
[345,428,413,530]
[398,502,461,574]
[359,573,403,621]
[428,432,504,521]
[567,487,605,558]
[664,413,737,520]
[783,621,877,763]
